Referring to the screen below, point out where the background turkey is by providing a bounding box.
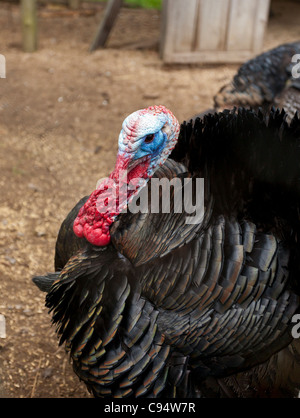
[33,105,300,398]
[194,41,300,121]
[273,77,300,124]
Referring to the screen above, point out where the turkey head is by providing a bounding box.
[73,105,180,247]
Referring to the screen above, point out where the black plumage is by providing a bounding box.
[274,78,300,124]
[208,41,300,122]
[34,108,300,397]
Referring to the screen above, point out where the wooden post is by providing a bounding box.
[21,0,38,52]
[90,0,123,52]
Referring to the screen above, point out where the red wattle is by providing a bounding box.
[83,223,111,246]
[73,153,150,247]
[73,221,84,237]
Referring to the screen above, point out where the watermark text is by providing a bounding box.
[292,314,300,338]
[95,172,205,225]
[0,54,6,78]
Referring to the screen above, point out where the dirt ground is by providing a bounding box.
[0,0,299,398]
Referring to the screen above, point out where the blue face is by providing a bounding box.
[133,129,167,160]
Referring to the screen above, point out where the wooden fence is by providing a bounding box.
[160,0,271,63]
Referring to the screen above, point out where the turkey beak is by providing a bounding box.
[110,152,151,184]
[110,152,132,182]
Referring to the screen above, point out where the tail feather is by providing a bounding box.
[32,272,60,293]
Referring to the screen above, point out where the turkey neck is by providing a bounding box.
[73,153,151,247]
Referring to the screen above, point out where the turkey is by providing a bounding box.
[193,41,300,122]
[273,77,300,124]
[33,105,300,398]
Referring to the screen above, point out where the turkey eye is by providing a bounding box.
[144,134,155,144]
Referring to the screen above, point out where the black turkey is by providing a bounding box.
[33,106,300,398]
[273,78,300,124]
[190,42,300,122]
